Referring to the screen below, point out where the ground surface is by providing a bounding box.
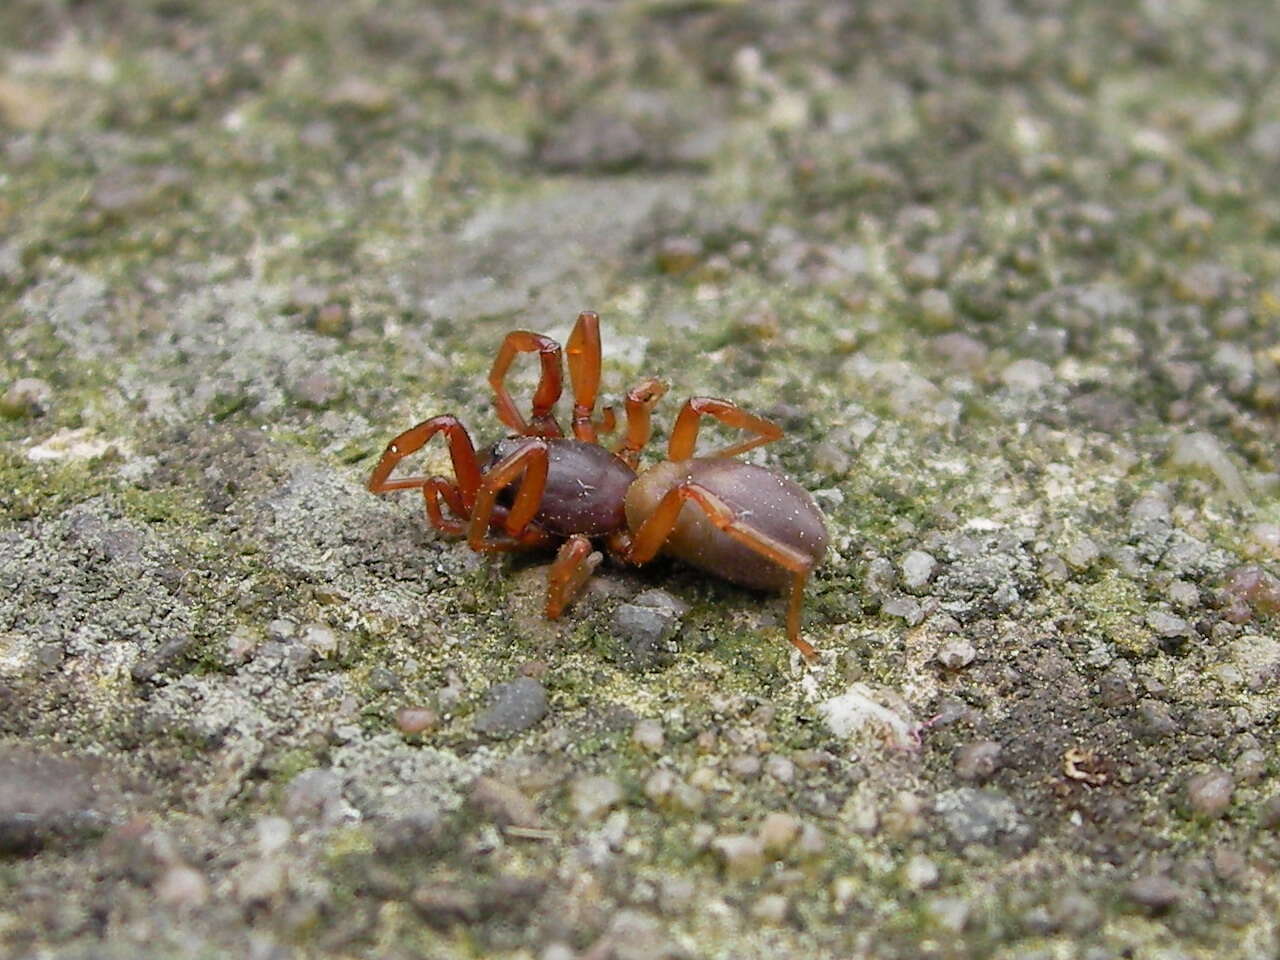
[2,2,1280,958]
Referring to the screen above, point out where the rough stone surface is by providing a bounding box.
[0,747,129,853]
[473,678,549,739]
[2,2,1279,957]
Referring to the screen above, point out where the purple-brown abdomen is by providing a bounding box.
[624,458,828,592]
[487,437,636,537]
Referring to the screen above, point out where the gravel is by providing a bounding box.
[0,747,127,854]
[473,677,549,739]
[1185,768,1235,819]
[933,788,1034,852]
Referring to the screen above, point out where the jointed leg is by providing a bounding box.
[625,481,818,661]
[422,476,469,536]
[467,439,556,552]
[546,534,603,618]
[613,378,668,469]
[368,415,483,514]
[565,311,617,443]
[488,331,565,437]
[668,397,782,461]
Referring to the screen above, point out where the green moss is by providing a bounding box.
[1080,573,1154,657]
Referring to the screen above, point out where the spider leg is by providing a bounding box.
[612,377,668,469]
[667,397,782,461]
[566,311,609,443]
[466,438,556,552]
[488,330,565,437]
[368,415,482,515]
[546,534,602,618]
[624,481,818,661]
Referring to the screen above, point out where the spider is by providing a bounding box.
[367,311,829,660]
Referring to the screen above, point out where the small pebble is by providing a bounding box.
[633,588,691,618]
[758,812,800,855]
[728,754,761,780]
[1127,874,1182,913]
[0,378,52,418]
[901,550,938,591]
[925,896,970,932]
[256,817,291,856]
[469,777,541,829]
[155,864,209,909]
[903,854,940,890]
[1167,580,1200,610]
[290,372,343,409]
[882,596,924,626]
[936,637,976,670]
[903,253,941,287]
[1169,432,1248,503]
[1147,610,1191,638]
[864,557,898,595]
[1247,523,1280,559]
[797,822,826,856]
[1212,846,1246,882]
[1000,358,1054,393]
[711,834,766,880]
[1063,537,1101,571]
[395,707,439,735]
[632,719,665,754]
[656,236,702,274]
[764,754,795,785]
[1223,565,1280,616]
[311,302,350,338]
[300,624,340,657]
[1136,698,1178,740]
[1051,892,1101,935]
[954,741,1002,782]
[1185,767,1234,819]
[1257,794,1280,830]
[473,677,548,739]
[644,770,676,804]
[669,781,705,815]
[1128,494,1171,522]
[612,602,679,670]
[571,776,623,822]
[918,289,955,329]
[1233,748,1266,785]
[750,894,789,925]
[235,858,287,906]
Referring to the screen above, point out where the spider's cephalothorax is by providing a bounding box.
[368,312,828,661]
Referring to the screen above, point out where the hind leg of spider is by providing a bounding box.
[489,331,565,437]
[368,415,482,514]
[667,397,783,460]
[546,534,603,618]
[624,481,819,661]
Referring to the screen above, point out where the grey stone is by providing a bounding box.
[0,747,126,853]
[473,677,549,738]
[1185,767,1234,819]
[901,550,938,591]
[954,741,1002,783]
[282,769,347,825]
[1127,874,1183,913]
[934,788,1033,851]
[612,602,680,671]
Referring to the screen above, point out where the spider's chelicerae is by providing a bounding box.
[368,312,828,660]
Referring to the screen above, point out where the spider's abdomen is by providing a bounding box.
[487,437,635,537]
[625,458,828,592]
